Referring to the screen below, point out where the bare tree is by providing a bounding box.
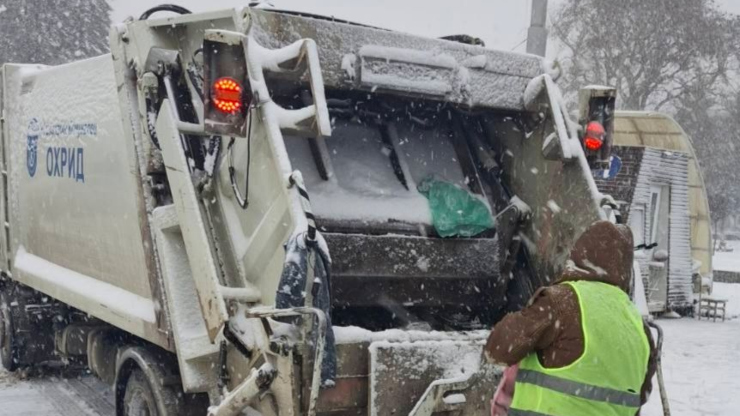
[552,0,740,225]
[678,89,740,226]
[0,0,111,66]
[552,0,738,111]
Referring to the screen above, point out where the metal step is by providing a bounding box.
[151,205,219,392]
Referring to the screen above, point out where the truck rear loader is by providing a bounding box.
[0,6,621,415]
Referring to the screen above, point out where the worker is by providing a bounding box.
[485,220,657,416]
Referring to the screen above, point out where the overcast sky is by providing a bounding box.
[110,0,740,58]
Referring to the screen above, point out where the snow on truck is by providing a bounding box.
[0,6,621,416]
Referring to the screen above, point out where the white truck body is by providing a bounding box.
[3,57,167,346]
[0,7,614,415]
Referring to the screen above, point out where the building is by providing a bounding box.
[594,112,713,313]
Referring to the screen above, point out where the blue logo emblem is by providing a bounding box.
[26,118,41,177]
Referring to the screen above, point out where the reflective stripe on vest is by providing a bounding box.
[509,410,553,416]
[516,369,642,407]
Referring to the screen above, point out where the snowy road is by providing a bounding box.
[0,369,113,416]
[642,282,740,416]
[642,317,740,416]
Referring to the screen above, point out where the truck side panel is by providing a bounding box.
[3,58,168,348]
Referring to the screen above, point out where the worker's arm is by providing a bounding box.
[484,287,558,365]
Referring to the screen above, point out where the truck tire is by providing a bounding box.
[122,369,161,416]
[122,368,193,416]
[119,356,207,416]
[0,291,18,371]
[117,346,209,416]
[0,284,56,369]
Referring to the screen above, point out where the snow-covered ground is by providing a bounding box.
[642,282,740,416]
[4,306,740,416]
[0,369,113,415]
[713,240,740,272]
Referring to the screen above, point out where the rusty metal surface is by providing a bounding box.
[369,341,501,416]
[316,377,368,412]
[315,342,370,413]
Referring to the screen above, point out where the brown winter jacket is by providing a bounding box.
[485,220,657,410]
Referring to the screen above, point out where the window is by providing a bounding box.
[649,187,661,244]
[629,205,645,246]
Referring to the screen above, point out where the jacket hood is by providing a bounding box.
[557,220,634,293]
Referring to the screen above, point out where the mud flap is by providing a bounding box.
[369,340,502,416]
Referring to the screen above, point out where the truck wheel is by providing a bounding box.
[117,347,209,416]
[123,369,158,416]
[0,291,18,371]
[122,367,196,416]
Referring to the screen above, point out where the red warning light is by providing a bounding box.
[584,136,604,151]
[212,77,243,114]
[584,121,605,151]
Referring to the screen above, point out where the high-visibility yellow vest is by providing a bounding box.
[509,281,650,416]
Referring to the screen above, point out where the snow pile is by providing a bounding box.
[334,325,489,344]
[369,340,483,381]
[307,186,432,224]
[443,393,467,405]
[284,118,470,225]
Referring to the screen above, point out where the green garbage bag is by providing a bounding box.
[417,178,495,238]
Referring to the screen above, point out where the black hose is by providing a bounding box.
[139,4,192,20]
[227,111,253,209]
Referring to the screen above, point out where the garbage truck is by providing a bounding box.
[0,5,621,415]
